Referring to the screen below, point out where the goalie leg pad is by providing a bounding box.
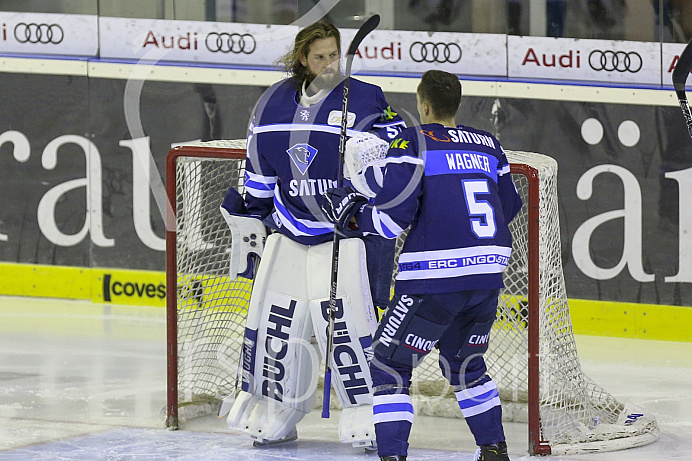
[244,396,306,444]
[306,238,378,445]
[228,234,320,442]
[338,405,377,449]
[226,390,258,432]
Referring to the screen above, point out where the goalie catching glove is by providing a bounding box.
[220,187,267,281]
[321,187,368,236]
[343,132,389,197]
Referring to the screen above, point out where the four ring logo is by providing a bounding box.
[14,23,64,44]
[205,32,256,54]
[589,50,642,73]
[410,41,462,63]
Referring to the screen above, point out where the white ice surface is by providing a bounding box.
[0,296,690,460]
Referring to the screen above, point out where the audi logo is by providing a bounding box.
[14,23,64,44]
[409,41,462,64]
[205,32,256,54]
[588,50,642,73]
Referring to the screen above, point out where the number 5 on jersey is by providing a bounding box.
[462,179,497,238]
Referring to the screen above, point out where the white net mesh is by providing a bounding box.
[167,141,658,455]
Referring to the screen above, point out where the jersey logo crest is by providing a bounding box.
[286,143,318,175]
[327,110,356,127]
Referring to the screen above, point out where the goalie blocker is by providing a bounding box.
[220,187,267,280]
[225,232,379,448]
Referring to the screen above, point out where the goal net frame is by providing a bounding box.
[164,141,658,456]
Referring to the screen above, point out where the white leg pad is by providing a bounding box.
[226,390,258,431]
[307,238,378,446]
[338,404,377,447]
[244,396,306,442]
[227,234,321,442]
[227,391,306,443]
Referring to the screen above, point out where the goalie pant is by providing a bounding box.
[226,233,379,447]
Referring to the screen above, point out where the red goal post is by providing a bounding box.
[165,141,659,456]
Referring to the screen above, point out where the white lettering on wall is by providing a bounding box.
[37,134,114,247]
[119,137,165,251]
[571,164,653,282]
[664,167,692,282]
[0,130,30,242]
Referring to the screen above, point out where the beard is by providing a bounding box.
[304,63,342,95]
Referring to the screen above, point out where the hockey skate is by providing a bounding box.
[251,428,298,447]
[473,441,509,461]
[379,456,406,461]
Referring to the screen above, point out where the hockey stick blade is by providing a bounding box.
[347,14,380,56]
[322,14,380,420]
[672,38,692,139]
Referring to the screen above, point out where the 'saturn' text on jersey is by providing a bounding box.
[244,77,405,245]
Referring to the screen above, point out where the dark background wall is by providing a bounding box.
[1,71,690,306]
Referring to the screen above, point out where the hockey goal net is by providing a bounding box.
[165,140,659,455]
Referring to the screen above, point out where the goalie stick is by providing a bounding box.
[323,13,380,419]
[672,37,692,139]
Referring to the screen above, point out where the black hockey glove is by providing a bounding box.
[321,186,368,235]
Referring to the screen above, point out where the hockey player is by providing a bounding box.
[220,20,405,449]
[322,70,523,461]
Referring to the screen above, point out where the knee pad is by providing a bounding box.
[229,234,320,441]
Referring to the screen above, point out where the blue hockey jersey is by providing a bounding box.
[243,77,405,245]
[354,123,523,294]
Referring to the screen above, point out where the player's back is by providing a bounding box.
[392,123,518,294]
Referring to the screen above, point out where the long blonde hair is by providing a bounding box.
[278,20,341,86]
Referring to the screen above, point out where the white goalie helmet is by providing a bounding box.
[343,132,390,197]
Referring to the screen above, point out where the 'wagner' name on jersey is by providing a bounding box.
[353,123,523,294]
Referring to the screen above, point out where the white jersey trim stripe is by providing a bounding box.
[253,123,361,138]
[373,410,415,424]
[457,396,501,418]
[383,155,424,167]
[454,381,498,400]
[373,394,413,405]
[245,170,277,185]
[396,246,512,281]
[273,188,333,237]
[245,187,274,199]
[371,207,404,239]
[373,120,407,128]
[399,245,511,262]
[396,263,508,280]
[244,170,277,198]
[455,381,501,418]
[373,394,414,424]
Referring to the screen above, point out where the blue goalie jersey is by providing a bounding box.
[243,77,405,245]
[354,123,523,294]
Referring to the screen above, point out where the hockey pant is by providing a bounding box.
[227,233,378,447]
[370,290,505,457]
